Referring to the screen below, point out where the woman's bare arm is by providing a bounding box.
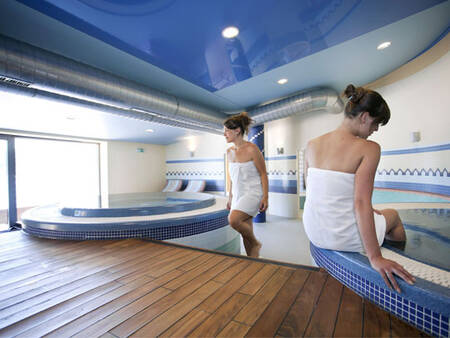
[354,141,414,292]
[251,145,269,212]
[304,143,311,187]
[226,149,232,210]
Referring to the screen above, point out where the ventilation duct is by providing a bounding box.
[0,83,222,135]
[0,34,226,133]
[0,34,343,134]
[249,87,343,125]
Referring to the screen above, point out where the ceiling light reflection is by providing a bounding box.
[377,41,391,50]
[222,26,239,39]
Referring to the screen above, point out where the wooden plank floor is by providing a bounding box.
[0,231,427,337]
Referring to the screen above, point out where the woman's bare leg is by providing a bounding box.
[229,210,261,257]
[247,218,262,257]
[380,208,406,241]
[243,237,251,255]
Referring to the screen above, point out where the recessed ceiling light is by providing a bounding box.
[145,129,154,133]
[222,26,239,39]
[377,41,391,50]
[277,78,288,85]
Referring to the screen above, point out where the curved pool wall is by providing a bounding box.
[21,193,240,254]
[310,208,450,337]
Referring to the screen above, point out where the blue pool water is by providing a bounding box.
[60,192,215,217]
[386,208,450,271]
[372,189,449,204]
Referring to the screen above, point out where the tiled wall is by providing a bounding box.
[165,157,225,192]
[375,144,450,196]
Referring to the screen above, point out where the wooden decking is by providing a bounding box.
[0,231,426,337]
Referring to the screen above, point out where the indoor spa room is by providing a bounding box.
[0,0,449,337]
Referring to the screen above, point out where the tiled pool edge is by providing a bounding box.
[311,243,450,337]
[22,210,229,241]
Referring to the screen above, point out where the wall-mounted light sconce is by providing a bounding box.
[186,136,197,158]
[277,147,284,155]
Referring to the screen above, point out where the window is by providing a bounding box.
[0,135,101,227]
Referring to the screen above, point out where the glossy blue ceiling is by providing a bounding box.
[0,0,449,144]
[14,0,447,92]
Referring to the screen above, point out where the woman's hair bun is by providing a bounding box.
[344,84,365,103]
[223,111,253,135]
[239,111,252,129]
[342,84,391,126]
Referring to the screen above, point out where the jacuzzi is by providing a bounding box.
[21,192,239,253]
[311,208,449,337]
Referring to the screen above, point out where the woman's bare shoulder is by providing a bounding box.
[226,146,236,157]
[307,132,331,149]
[358,138,380,151]
[354,139,381,159]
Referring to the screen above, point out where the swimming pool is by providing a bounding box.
[311,208,450,337]
[60,192,216,217]
[372,189,450,204]
[21,192,240,253]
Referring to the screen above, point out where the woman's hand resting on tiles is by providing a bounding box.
[370,255,415,293]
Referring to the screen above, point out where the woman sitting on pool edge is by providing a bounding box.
[224,112,268,257]
[303,84,415,292]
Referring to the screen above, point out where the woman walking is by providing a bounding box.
[224,112,268,257]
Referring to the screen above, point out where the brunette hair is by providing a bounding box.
[343,84,390,126]
[223,111,253,135]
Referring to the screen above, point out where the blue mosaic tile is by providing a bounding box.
[23,214,229,241]
[310,244,448,337]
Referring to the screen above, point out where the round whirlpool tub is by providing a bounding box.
[21,192,239,253]
[311,208,450,337]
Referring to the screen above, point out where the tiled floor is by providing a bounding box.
[249,214,312,266]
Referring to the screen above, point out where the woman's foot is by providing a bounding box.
[250,241,262,257]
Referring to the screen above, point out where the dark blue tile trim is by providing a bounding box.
[381,143,450,155]
[204,179,225,192]
[374,181,450,196]
[22,209,229,241]
[310,243,450,337]
[269,179,297,194]
[166,155,298,163]
[377,168,449,176]
[265,155,296,161]
[166,158,224,163]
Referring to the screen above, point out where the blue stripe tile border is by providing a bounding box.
[166,158,224,163]
[269,179,297,194]
[166,155,298,164]
[381,143,450,156]
[374,181,450,197]
[204,180,225,192]
[202,179,450,196]
[265,155,297,160]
